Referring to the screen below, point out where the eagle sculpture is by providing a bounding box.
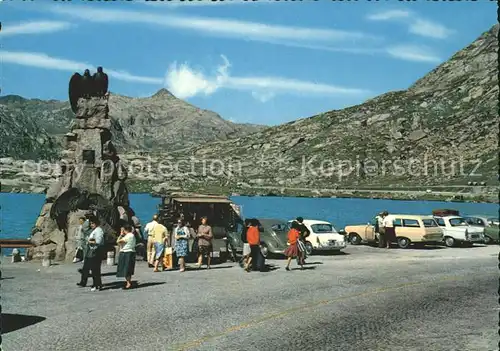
[50,188,120,231]
[68,67,109,113]
[92,66,109,97]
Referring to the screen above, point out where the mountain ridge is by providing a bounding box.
[0,88,267,159]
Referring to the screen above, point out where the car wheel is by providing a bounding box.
[260,243,269,258]
[397,237,411,249]
[305,242,313,256]
[444,236,455,247]
[484,236,492,245]
[349,233,362,245]
[218,252,228,263]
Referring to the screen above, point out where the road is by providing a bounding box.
[2,244,498,351]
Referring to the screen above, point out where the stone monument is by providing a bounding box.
[28,69,140,261]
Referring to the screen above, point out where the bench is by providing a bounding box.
[0,239,34,249]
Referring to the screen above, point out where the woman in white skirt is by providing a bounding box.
[116,224,137,290]
[240,219,252,270]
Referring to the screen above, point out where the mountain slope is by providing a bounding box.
[170,24,498,190]
[0,103,59,160]
[0,89,266,158]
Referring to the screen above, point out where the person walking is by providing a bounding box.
[151,220,169,272]
[284,221,302,271]
[382,211,395,249]
[197,216,213,269]
[116,224,137,290]
[174,220,190,272]
[296,217,310,265]
[77,216,104,291]
[144,215,159,267]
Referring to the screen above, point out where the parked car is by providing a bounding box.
[287,219,346,255]
[227,218,290,258]
[463,215,499,244]
[344,215,443,249]
[433,215,484,247]
[342,217,378,245]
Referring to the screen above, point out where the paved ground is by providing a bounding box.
[2,244,498,351]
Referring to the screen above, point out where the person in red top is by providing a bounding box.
[284,221,302,271]
[245,219,261,272]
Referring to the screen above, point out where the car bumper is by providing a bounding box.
[314,244,346,251]
[466,235,484,243]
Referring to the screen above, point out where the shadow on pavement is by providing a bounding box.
[316,251,350,256]
[1,313,46,334]
[186,265,234,271]
[101,272,118,277]
[0,276,15,280]
[304,262,323,265]
[291,266,316,271]
[101,281,165,291]
[408,245,446,250]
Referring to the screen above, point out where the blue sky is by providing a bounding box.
[1,0,495,125]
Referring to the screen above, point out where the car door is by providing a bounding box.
[401,218,421,241]
[365,222,376,241]
[270,222,288,247]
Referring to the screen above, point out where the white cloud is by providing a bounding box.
[0,21,73,36]
[385,45,442,63]
[164,55,371,100]
[366,10,410,21]
[251,91,275,103]
[0,50,163,84]
[48,6,380,46]
[1,50,370,100]
[366,10,453,39]
[409,19,454,39]
[165,56,230,99]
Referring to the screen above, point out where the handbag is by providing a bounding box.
[163,247,173,269]
[75,247,83,260]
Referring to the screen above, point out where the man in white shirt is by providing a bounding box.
[382,211,394,249]
[374,213,385,248]
[144,215,159,267]
[77,216,105,291]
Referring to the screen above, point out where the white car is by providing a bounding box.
[288,219,346,255]
[433,215,485,247]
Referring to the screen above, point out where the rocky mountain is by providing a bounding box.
[0,89,266,159]
[159,24,498,192]
[0,102,59,160]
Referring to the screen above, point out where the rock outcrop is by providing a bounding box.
[29,94,140,261]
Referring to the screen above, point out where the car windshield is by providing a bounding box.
[487,218,499,225]
[422,219,438,227]
[311,224,334,233]
[449,218,468,226]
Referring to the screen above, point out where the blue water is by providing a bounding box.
[1,193,497,243]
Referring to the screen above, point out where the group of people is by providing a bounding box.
[74,214,142,290]
[143,214,215,273]
[239,217,310,272]
[374,211,395,248]
[72,212,316,292]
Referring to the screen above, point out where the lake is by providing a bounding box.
[1,193,497,245]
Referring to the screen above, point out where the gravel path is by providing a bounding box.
[2,244,498,351]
